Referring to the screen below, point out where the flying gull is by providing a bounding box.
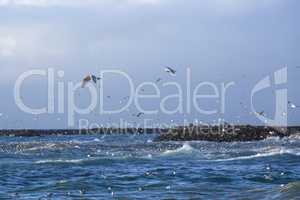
[156,78,162,83]
[81,74,101,88]
[136,112,144,117]
[164,67,176,76]
[256,111,265,116]
[288,101,298,109]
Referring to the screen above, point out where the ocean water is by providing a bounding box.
[0,134,300,200]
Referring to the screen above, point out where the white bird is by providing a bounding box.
[288,101,298,109]
[256,111,265,116]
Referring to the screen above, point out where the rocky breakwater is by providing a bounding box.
[154,125,300,142]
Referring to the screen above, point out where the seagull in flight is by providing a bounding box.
[136,112,144,117]
[164,67,176,76]
[91,75,101,84]
[81,74,101,88]
[81,75,92,88]
[256,111,265,116]
[288,101,299,109]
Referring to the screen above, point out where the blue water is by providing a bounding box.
[0,134,300,200]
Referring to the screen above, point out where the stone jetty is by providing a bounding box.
[0,125,299,142]
[154,125,300,142]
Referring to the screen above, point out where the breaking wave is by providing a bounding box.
[214,147,300,162]
[162,143,197,155]
[35,158,90,164]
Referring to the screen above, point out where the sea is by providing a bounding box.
[0,133,300,199]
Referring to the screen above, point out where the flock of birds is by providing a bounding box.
[0,66,299,126]
[80,66,299,120]
[80,66,177,119]
[240,98,298,118]
[81,66,176,88]
[81,74,101,88]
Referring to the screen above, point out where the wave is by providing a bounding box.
[35,158,92,164]
[288,133,300,140]
[93,138,101,142]
[22,138,103,152]
[34,154,136,164]
[25,143,57,151]
[214,147,300,162]
[264,133,300,141]
[162,143,197,155]
[160,142,300,162]
[275,181,300,199]
[280,181,300,192]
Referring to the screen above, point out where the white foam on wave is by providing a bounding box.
[264,136,281,141]
[288,133,300,140]
[26,143,56,151]
[214,147,300,162]
[93,138,101,142]
[35,158,92,164]
[162,143,196,155]
[34,153,134,164]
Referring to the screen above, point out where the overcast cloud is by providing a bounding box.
[0,0,299,128]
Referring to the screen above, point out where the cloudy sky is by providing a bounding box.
[0,0,299,129]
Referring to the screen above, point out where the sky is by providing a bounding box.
[0,0,299,129]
